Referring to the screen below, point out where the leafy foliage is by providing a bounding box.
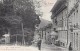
[0,0,41,44]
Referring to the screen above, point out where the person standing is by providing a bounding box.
[37,38,42,50]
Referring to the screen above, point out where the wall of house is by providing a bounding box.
[68,0,79,13]
[68,0,80,51]
[51,0,80,50]
[34,23,53,44]
[55,8,68,47]
[45,28,52,44]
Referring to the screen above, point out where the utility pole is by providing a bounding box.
[22,23,25,45]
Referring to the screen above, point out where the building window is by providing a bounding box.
[74,13,75,15]
[77,10,78,13]
[45,31,46,40]
[61,42,62,45]
[55,19,57,25]
[76,33,78,50]
[74,33,75,48]
[74,24,76,28]
[54,28,56,31]
[63,43,65,46]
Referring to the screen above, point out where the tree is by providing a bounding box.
[0,0,41,44]
[14,0,41,30]
[13,0,41,44]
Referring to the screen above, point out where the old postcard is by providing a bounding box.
[0,0,79,51]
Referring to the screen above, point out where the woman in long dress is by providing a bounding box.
[69,42,72,51]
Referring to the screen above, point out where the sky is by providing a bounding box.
[40,0,57,21]
[0,0,57,21]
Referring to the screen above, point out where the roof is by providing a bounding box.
[37,18,51,29]
[51,0,66,12]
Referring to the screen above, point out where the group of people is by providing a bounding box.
[36,38,73,51]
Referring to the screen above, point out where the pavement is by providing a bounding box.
[32,40,69,51]
[40,43,69,51]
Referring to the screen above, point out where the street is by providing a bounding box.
[0,45,38,51]
[0,44,68,51]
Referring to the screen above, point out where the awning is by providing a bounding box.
[50,31,57,35]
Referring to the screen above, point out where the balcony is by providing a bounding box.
[55,27,67,31]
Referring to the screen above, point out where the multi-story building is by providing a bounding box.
[51,0,68,47]
[34,18,53,44]
[43,23,52,44]
[68,0,80,51]
[51,0,80,51]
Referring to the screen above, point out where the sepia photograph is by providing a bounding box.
[0,0,79,51]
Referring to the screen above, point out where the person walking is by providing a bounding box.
[69,42,72,51]
[37,38,42,50]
